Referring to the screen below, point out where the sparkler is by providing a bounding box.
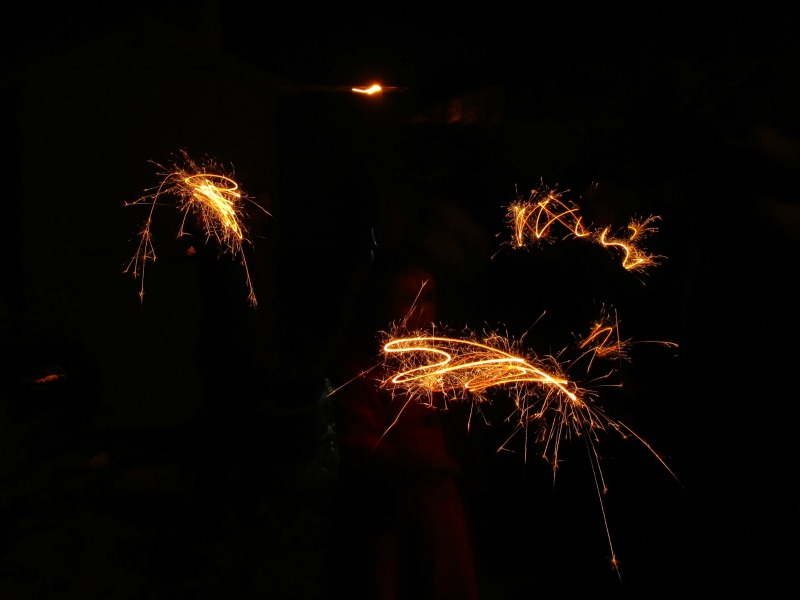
[379,309,679,573]
[124,150,269,306]
[507,184,662,272]
[380,315,675,471]
[575,306,633,368]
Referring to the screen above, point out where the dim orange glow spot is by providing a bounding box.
[34,373,65,384]
[184,174,245,242]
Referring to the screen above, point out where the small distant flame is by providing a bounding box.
[352,84,383,95]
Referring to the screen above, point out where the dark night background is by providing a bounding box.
[1,2,799,598]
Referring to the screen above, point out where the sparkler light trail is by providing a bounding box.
[380,320,663,468]
[382,330,577,410]
[575,306,633,365]
[379,313,679,573]
[124,150,269,306]
[507,184,662,272]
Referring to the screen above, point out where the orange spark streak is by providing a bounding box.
[597,215,661,271]
[379,327,626,471]
[510,186,590,247]
[124,151,269,306]
[507,184,662,272]
[382,334,577,404]
[32,373,66,384]
[352,84,382,95]
[577,308,632,364]
[379,314,680,574]
[380,326,622,566]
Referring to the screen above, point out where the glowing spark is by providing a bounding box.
[279,82,405,94]
[352,84,382,95]
[507,184,662,272]
[597,215,661,271]
[379,313,680,574]
[124,150,269,306]
[509,185,590,247]
[379,326,626,472]
[382,332,577,407]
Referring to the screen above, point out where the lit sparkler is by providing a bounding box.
[380,318,674,471]
[125,150,269,306]
[379,311,679,573]
[507,184,662,272]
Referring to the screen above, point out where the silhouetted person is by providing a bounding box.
[327,256,480,600]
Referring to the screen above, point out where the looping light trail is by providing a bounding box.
[576,307,632,364]
[383,334,578,404]
[507,184,662,272]
[124,150,269,307]
[379,311,680,573]
[183,173,244,243]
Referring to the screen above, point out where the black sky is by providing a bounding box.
[2,3,800,599]
[8,3,799,89]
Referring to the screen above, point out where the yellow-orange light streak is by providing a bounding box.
[507,184,661,272]
[381,326,623,567]
[597,215,661,271]
[279,83,405,94]
[32,373,66,384]
[352,84,383,95]
[125,151,269,306]
[576,308,632,370]
[383,334,576,404]
[509,186,590,247]
[380,314,680,574]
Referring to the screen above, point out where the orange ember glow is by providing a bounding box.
[183,173,244,243]
[577,309,632,363]
[379,325,626,472]
[383,334,578,404]
[379,313,679,574]
[352,84,382,95]
[508,184,662,272]
[125,150,269,306]
[33,373,66,384]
